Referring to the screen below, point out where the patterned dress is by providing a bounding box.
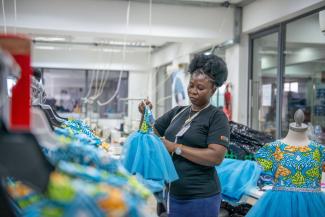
[246,140,325,217]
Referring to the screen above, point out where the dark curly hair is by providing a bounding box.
[188,53,228,87]
[33,68,42,82]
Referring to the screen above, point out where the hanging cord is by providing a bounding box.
[97,0,131,106]
[94,70,100,97]
[88,70,102,104]
[90,70,111,101]
[147,0,152,65]
[86,70,99,104]
[13,0,16,34]
[97,55,124,106]
[91,51,113,101]
[82,69,96,103]
[1,0,6,33]
[83,44,103,103]
[92,46,105,98]
[145,0,153,100]
[89,46,112,102]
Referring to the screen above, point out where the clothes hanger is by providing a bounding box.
[31,107,64,150]
[31,76,67,125]
[51,107,68,121]
[33,104,62,129]
[38,104,64,127]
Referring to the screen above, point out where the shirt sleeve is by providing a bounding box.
[206,111,230,148]
[154,106,183,136]
[255,143,275,172]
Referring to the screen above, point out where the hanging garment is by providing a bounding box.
[225,121,274,160]
[246,140,325,217]
[61,120,101,146]
[122,107,178,183]
[216,159,262,204]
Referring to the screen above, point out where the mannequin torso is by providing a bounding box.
[281,128,310,147]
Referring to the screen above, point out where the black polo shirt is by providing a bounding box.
[154,105,230,199]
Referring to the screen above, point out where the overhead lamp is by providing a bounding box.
[34,45,56,50]
[108,40,147,47]
[109,41,130,46]
[33,36,67,42]
[102,48,121,53]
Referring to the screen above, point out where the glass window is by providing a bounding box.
[282,12,325,143]
[43,68,128,119]
[251,32,279,137]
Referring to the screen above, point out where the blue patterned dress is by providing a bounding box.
[246,140,325,217]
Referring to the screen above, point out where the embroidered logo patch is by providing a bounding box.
[220,136,229,142]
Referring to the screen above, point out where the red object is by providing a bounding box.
[0,35,32,131]
[223,83,232,120]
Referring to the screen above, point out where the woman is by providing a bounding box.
[139,54,230,217]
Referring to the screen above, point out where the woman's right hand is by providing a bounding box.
[138,99,153,114]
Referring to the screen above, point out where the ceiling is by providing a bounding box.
[2,0,236,53]
[116,0,252,7]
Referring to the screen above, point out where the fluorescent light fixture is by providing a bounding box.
[102,48,121,53]
[33,36,67,42]
[34,45,56,50]
[204,52,211,55]
[108,40,146,47]
[109,41,130,46]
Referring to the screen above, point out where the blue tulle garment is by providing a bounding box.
[246,141,325,217]
[246,190,325,217]
[122,107,178,183]
[216,159,262,204]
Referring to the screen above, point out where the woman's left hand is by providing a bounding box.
[161,137,176,153]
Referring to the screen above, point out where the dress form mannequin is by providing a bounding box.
[281,109,309,146]
[247,109,325,217]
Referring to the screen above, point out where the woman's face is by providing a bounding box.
[187,73,216,108]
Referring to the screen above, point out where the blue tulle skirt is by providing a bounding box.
[246,190,325,217]
[217,159,262,204]
[122,131,178,183]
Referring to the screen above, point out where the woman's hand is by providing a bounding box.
[161,137,177,153]
[138,99,153,114]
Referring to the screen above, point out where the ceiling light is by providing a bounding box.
[102,48,121,53]
[108,40,146,47]
[34,45,56,50]
[33,36,67,42]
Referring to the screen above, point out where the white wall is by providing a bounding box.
[126,71,149,130]
[243,0,325,33]
[225,34,249,124]
[152,42,213,67]
[286,13,325,44]
[32,45,150,71]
